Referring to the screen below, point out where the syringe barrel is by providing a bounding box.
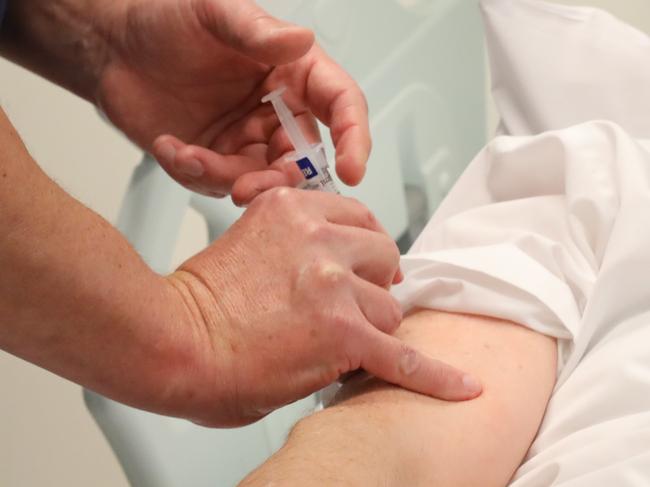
[263,89,311,153]
[272,101,308,151]
[263,87,339,194]
[291,145,340,194]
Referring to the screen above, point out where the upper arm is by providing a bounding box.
[240,310,556,487]
[328,310,557,486]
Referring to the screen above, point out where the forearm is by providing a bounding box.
[0,107,201,416]
[0,0,114,101]
[241,406,401,486]
[241,311,557,487]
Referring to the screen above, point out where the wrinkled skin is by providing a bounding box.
[167,188,480,427]
[0,0,481,427]
[95,0,371,203]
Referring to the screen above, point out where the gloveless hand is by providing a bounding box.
[166,188,481,427]
[91,0,370,203]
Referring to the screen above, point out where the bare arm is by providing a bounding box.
[0,107,197,414]
[0,0,108,101]
[240,310,557,486]
[0,101,480,426]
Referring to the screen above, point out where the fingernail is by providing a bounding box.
[395,268,404,283]
[462,374,482,395]
[177,158,204,178]
[156,141,176,164]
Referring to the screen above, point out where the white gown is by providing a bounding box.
[393,1,650,484]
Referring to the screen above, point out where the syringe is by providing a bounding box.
[262,87,339,194]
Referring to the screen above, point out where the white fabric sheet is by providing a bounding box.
[482,0,650,137]
[394,122,650,485]
[393,1,650,484]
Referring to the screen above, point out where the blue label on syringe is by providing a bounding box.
[297,157,319,180]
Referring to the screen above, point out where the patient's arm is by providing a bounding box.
[239,310,557,487]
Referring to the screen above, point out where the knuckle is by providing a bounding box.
[330,311,354,332]
[347,198,377,228]
[297,258,348,294]
[311,258,348,287]
[250,187,301,217]
[398,345,421,377]
[302,220,329,241]
[265,186,297,207]
[247,187,272,210]
[363,208,378,229]
[295,258,349,302]
[250,13,277,30]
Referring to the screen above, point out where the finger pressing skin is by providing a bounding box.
[153,135,268,196]
[353,277,403,335]
[358,328,483,401]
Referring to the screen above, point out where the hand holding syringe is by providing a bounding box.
[263,87,340,194]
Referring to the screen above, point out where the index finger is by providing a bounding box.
[359,327,483,401]
[302,47,372,186]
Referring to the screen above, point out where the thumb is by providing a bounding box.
[198,0,315,65]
